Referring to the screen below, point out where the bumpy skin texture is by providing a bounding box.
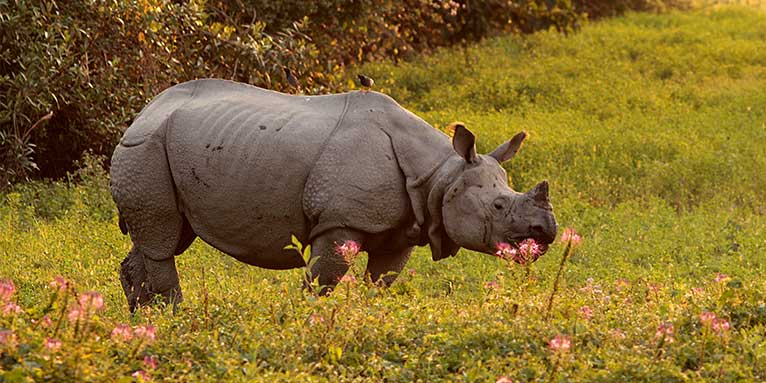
[110,79,557,310]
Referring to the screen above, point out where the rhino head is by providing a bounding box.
[435,124,557,263]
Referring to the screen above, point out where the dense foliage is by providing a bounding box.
[0,0,687,186]
[1,6,765,381]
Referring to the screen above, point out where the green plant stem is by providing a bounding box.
[545,241,573,320]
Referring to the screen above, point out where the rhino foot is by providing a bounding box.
[120,247,183,313]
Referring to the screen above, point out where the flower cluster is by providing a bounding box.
[548,334,572,353]
[560,228,582,246]
[494,239,542,265]
[655,322,675,344]
[0,279,21,316]
[699,311,731,336]
[68,290,105,322]
[336,240,361,263]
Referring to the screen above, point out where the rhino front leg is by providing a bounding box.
[307,228,365,295]
[366,246,413,287]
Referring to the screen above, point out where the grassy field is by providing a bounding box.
[2,6,766,382]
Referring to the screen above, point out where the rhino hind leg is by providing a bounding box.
[366,247,414,287]
[111,141,187,311]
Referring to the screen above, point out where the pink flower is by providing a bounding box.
[548,334,571,353]
[655,322,674,343]
[144,355,158,369]
[712,318,731,335]
[309,313,324,326]
[579,277,602,294]
[517,238,542,263]
[33,314,53,328]
[614,278,630,290]
[647,282,661,293]
[560,228,582,246]
[111,324,134,342]
[408,268,417,277]
[496,377,513,383]
[0,279,15,302]
[714,272,730,283]
[133,325,157,343]
[1,302,21,316]
[131,370,150,381]
[339,274,356,283]
[494,242,517,260]
[336,240,361,263]
[0,330,15,346]
[67,307,84,322]
[484,280,499,290]
[44,337,62,351]
[78,291,105,312]
[610,328,626,340]
[699,311,716,326]
[578,306,593,320]
[49,276,69,293]
[690,287,704,295]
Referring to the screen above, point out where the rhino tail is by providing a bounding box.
[118,212,129,235]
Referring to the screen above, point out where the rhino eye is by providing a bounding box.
[492,197,509,211]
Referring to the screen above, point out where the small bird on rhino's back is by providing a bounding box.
[357,74,374,91]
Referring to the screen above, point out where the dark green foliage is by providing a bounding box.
[0,0,683,186]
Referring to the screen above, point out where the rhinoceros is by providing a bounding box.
[110,79,557,311]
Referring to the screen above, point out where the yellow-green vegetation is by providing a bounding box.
[2,6,766,382]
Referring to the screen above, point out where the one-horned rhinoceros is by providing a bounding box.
[110,79,557,311]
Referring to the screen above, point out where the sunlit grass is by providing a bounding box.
[2,6,766,382]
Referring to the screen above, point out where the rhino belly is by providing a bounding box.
[165,97,342,269]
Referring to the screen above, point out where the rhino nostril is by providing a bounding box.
[530,224,545,235]
[493,201,504,210]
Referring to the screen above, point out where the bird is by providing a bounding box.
[284,68,300,92]
[357,74,374,91]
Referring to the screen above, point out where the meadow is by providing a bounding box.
[2,6,766,382]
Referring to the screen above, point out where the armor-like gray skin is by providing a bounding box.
[110,79,557,311]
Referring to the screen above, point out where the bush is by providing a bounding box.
[0,0,687,185]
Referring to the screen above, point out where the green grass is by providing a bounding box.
[2,6,766,382]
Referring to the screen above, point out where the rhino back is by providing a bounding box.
[164,80,349,267]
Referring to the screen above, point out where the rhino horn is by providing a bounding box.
[528,180,550,204]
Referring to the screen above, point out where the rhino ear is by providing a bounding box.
[451,123,477,164]
[490,131,527,163]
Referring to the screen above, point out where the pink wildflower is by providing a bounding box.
[690,287,704,296]
[548,334,572,353]
[309,313,325,326]
[614,278,630,290]
[336,240,361,263]
[339,274,356,283]
[133,325,157,343]
[578,306,593,320]
[2,302,21,316]
[714,272,730,283]
[67,307,84,322]
[517,238,542,263]
[0,330,15,347]
[33,314,53,328]
[408,268,417,277]
[655,322,675,343]
[496,377,513,383]
[699,311,716,326]
[78,291,105,312]
[111,324,134,342]
[494,242,517,261]
[49,276,69,293]
[579,277,602,294]
[647,282,661,293]
[560,228,582,246]
[132,370,150,381]
[610,328,626,340]
[0,279,15,302]
[44,337,62,352]
[484,280,499,290]
[144,355,158,369]
[712,318,731,335]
